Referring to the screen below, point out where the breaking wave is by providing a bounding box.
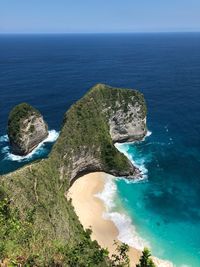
[115,130,152,182]
[95,175,149,250]
[0,130,59,162]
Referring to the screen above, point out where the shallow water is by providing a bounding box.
[115,133,200,267]
[0,33,200,266]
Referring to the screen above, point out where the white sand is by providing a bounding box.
[67,172,173,267]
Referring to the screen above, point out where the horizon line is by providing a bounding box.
[1,31,200,35]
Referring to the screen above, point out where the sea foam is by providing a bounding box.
[1,129,59,162]
[96,129,174,266]
[116,142,148,182]
[115,131,152,182]
[0,134,9,143]
[95,176,149,251]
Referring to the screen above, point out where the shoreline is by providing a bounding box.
[67,172,173,267]
[1,130,59,162]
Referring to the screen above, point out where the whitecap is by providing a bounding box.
[164,125,169,133]
[42,129,59,143]
[95,175,117,209]
[2,129,59,162]
[115,142,148,182]
[114,129,152,182]
[0,134,8,142]
[146,130,152,137]
[1,146,9,153]
[96,176,175,267]
[106,211,149,250]
[107,131,175,266]
[95,176,149,250]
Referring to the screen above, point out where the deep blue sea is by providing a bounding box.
[0,33,200,266]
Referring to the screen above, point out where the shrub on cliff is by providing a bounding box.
[136,248,156,267]
[110,241,130,267]
[1,84,147,266]
[8,103,40,141]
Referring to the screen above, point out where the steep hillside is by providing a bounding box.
[0,84,147,266]
[52,84,147,185]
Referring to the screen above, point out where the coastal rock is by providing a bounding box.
[108,101,147,143]
[68,145,137,185]
[53,84,147,184]
[1,84,148,265]
[7,103,48,155]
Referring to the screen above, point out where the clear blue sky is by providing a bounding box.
[1,0,200,33]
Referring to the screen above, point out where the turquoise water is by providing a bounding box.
[115,133,200,267]
[1,34,200,266]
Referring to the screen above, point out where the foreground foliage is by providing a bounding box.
[0,84,147,266]
[136,248,156,267]
[110,241,130,267]
[0,190,155,266]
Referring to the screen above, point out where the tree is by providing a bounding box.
[136,248,156,267]
[110,241,130,267]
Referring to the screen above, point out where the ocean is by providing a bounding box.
[0,33,200,266]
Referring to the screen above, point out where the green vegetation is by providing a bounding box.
[0,162,109,266]
[53,84,146,177]
[8,103,40,142]
[110,241,130,267]
[0,84,148,266]
[136,248,156,267]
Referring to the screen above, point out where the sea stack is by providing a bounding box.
[7,103,48,155]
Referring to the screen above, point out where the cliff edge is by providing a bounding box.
[52,83,147,184]
[0,84,147,266]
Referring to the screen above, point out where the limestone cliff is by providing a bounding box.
[108,101,147,143]
[7,103,48,155]
[0,84,147,266]
[52,84,147,184]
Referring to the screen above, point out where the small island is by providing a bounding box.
[7,103,48,155]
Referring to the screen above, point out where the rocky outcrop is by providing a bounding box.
[1,84,148,265]
[67,146,138,186]
[8,103,48,155]
[108,101,147,143]
[52,84,147,184]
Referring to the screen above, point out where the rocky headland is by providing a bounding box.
[0,84,147,266]
[7,103,48,155]
[53,83,147,184]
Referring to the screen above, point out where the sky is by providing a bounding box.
[0,0,200,33]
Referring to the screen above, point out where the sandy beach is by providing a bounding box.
[67,172,141,266]
[67,172,173,267]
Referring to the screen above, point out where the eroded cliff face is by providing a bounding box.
[67,145,137,185]
[8,103,48,155]
[0,84,147,265]
[52,84,147,184]
[108,101,147,143]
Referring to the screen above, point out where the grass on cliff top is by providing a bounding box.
[0,160,108,266]
[7,103,41,141]
[53,83,146,173]
[0,84,147,266]
[88,84,146,112]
